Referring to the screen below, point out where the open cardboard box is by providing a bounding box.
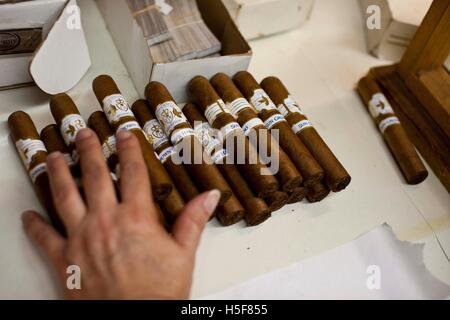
[97,0,252,103]
[0,0,90,93]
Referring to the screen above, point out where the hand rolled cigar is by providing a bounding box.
[92,75,173,200]
[132,99,200,202]
[357,74,428,185]
[188,75,280,198]
[88,111,120,178]
[158,186,185,226]
[306,183,331,203]
[145,81,232,206]
[40,124,77,174]
[211,73,303,192]
[233,71,325,187]
[183,102,271,226]
[287,187,307,204]
[49,93,88,165]
[8,111,66,236]
[216,195,246,226]
[264,191,289,212]
[261,76,352,192]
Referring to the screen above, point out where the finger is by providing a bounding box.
[47,151,86,234]
[117,131,152,208]
[76,129,117,211]
[172,190,220,252]
[22,211,67,273]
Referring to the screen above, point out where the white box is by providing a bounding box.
[97,0,252,103]
[223,0,315,40]
[360,0,450,64]
[0,0,91,93]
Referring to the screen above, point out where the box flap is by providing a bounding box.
[30,0,91,94]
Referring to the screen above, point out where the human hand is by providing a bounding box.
[22,128,220,300]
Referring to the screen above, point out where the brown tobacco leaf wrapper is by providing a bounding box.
[183,103,271,226]
[264,191,289,212]
[216,195,246,226]
[88,111,119,177]
[261,76,352,192]
[8,111,66,236]
[287,187,307,204]
[145,81,232,206]
[188,76,279,198]
[92,75,172,200]
[233,71,325,187]
[306,183,331,203]
[357,74,428,185]
[132,99,200,202]
[158,186,185,226]
[211,73,303,192]
[49,93,88,165]
[40,124,78,173]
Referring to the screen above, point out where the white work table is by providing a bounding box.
[0,0,448,299]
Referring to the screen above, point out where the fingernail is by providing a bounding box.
[76,128,92,141]
[203,190,221,217]
[47,151,62,161]
[117,130,132,141]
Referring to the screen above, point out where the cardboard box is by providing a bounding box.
[360,0,450,69]
[0,0,91,93]
[97,0,252,103]
[223,0,314,40]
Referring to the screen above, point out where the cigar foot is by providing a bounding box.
[244,198,272,227]
[153,183,174,201]
[264,191,289,212]
[287,187,307,204]
[329,175,352,193]
[216,196,245,226]
[282,176,304,193]
[306,183,331,203]
[303,171,325,188]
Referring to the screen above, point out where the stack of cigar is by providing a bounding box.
[8,71,351,233]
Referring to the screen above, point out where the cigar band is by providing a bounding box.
[218,122,242,143]
[211,149,228,165]
[378,116,400,134]
[63,153,76,167]
[60,114,87,145]
[171,128,195,145]
[227,98,253,118]
[158,147,174,164]
[103,94,134,123]
[292,120,313,134]
[15,139,47,170]
[264,114,286,130]
[205,99,232,124]
[278,95,304,117]
[250,89,277,113]
[242,118,264,136]
[155,101,188,136]
[102,135,117,160]
[369,93,394,118]
[193,122,222,155]
[29,163,47,183]
[143,119,168,150]
[116,121,142,133]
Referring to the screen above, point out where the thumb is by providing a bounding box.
[172,190,221,252]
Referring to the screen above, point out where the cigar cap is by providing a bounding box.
[188,75,222,109]
[211,72,245,103]
[8,111,40,141]
[131,99,155,125]
[40,124,70,154]
[92,75,121,104]
[145,81,175,109]
[50,93,81,125]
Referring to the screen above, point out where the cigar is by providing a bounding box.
[8,111,66,235]
[287,187,307,204]
[188,76,280,198]
[264,191,289,212]
[40,124,77,173]
[49,93,88,165]
[233,71,325,187]
[145,81,232,206]
[261,76,352,192]
[132,99,200,202]
[92,75,173,200]
[183,103,271,226]
[158,186,186,226]
[211,73,303,192]
[357,74,428,185]
[306,183,331,203]
[88,111,120,177]
[216,195,246,226]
